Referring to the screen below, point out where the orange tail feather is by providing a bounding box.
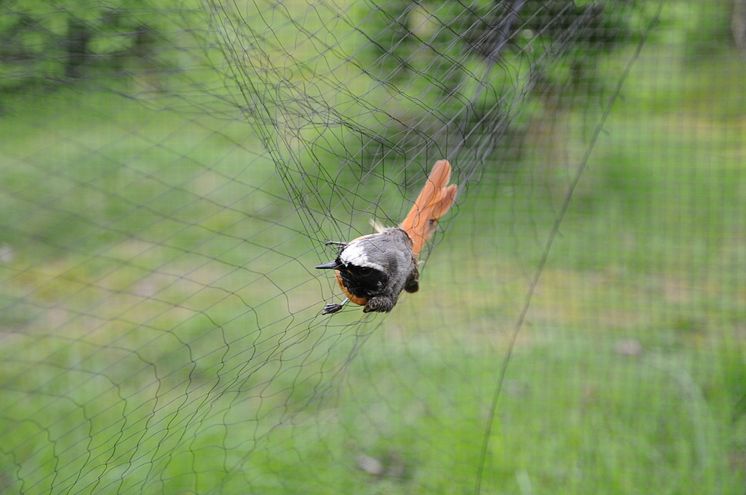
[400,160,458,257]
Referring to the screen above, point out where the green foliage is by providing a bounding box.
[0,0,184,91]
[362,0,651,118]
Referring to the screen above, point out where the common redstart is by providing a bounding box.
[316,159,458,314]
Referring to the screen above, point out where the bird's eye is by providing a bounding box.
[358,266,371,273]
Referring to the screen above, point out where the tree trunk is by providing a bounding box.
[65,18,90,79]
[734,0,746,53]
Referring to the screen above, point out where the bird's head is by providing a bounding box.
[316,236,390,292]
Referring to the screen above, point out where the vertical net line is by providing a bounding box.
[473,4,664,493]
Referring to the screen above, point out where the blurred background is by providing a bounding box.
[0,0,744,493]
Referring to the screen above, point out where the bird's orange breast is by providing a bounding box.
[335,271,368,306]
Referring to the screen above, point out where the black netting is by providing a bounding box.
[1,1,743,493]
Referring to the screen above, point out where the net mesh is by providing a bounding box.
[0,0,743,493]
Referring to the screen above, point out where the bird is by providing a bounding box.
[316,159,458,314]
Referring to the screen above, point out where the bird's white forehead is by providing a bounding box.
[340,237,384,271]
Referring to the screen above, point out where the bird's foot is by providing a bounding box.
[321,297,349,315]
[324,241,347,247]
[321,303,344,315]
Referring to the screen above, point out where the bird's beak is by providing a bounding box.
[315,260,341,270]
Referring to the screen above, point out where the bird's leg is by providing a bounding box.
[321,297,349,315]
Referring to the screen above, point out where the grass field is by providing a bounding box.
[0,7,744,494]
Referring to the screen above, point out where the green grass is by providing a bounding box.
[1,12,745,495]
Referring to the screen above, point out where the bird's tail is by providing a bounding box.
[399,159,458,257]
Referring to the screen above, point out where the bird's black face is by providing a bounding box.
[337,263,389,298]
[315,256,389,298]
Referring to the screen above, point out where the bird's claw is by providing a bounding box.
[321,297,349,315]
[321,303,344,315]
[324,240,347,246]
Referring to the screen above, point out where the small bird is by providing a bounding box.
[316,159,458,314]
